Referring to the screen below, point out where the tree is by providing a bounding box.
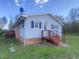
[68,8,79,33]
[0,16,8,29]
[1,16,7,24]
[8,17,14,30]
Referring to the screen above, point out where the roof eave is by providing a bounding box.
[48,14,64,26]
[13,16,26,28]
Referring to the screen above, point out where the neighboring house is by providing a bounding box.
[14,13,63,45]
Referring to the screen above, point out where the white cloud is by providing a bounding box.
[40,5,43,8]
[35,0,49,8]
[35,0,49,5]
[15,0,20,6]
[15,0,26,6]
[14,0,49,8]
[15,0,18,3]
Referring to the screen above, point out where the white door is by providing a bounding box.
[43,31,49,37]
[43,25,49,37]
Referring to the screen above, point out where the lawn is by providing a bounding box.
[0,34,79,59]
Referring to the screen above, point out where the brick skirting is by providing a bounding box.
[15,33,20,40]
[15,33,42,45]
[24,38,42,45]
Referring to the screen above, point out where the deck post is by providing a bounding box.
[41,30,44,43]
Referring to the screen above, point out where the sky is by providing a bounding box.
[0,0,79,22]
[0,0,79,18]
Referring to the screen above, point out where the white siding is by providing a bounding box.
[24,30,41,39]
[23,14,62,39]
[19,23,25,39]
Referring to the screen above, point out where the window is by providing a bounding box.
[44,25,46,30]
[52,30,57,36]
[39,22,41,29]
[51,24,59,29]
[31,21,34,28]
[22,20,24,28]
[35,22,38,28]
[51,24,54,29]
[31,21,42,29]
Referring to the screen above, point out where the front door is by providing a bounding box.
[43,30,49,38]
[42,25,49,38]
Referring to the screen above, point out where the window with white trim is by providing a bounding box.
[39,22,41,29]
[31,21,42,29]
[31,21,34,28]
[51,24,59,29]
[35,22,38,28]
[21,20,24,28]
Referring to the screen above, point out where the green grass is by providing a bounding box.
[0,34,79,59]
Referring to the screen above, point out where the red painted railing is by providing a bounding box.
[42,30,61,45]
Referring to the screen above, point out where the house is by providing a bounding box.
[14,13,63,45]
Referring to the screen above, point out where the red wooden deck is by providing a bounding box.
[42,30,61,45]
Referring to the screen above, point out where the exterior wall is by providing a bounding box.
[19,23,25,42]
[15,14,62,45]
[24,38,42,45]
[15,23,25,43]
[24,14,62,39]
[15,25,20,40]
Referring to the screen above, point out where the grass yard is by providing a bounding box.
[0,34,79,59]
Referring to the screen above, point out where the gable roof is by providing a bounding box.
[14,13,63,27]
[47,14,63,26]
